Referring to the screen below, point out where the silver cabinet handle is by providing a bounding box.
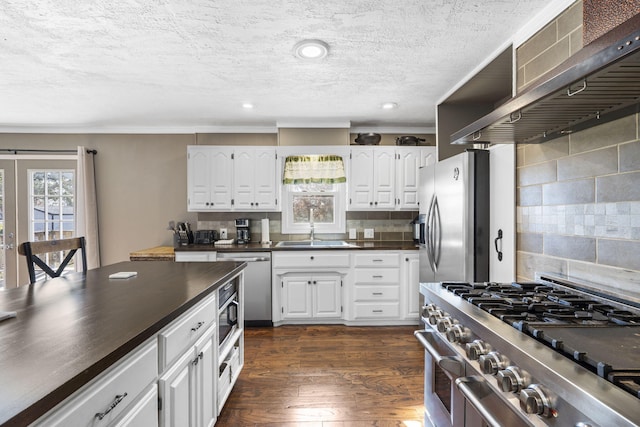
[372,292,383,295]
[95,393,128,420]
[191,321,205,332]
[372,309,383,313]
[372,275,383,278]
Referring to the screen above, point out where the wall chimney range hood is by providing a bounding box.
[451,14,640,145]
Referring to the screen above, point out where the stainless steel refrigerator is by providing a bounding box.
[418,149,490,283]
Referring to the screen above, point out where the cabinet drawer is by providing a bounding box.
[174,251,217,262]
[112,384,159,427]
[273,252,350,268]
[354,285,400,302]
[353,253,400,267]
[158,293,217,369]
[354,268,399,283]
[353,302,400,319]
[35,340,158,427]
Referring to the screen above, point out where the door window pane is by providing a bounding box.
[29,169,76,279]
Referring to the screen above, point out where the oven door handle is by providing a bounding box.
[456,376,528,427]
[414,330,464,377]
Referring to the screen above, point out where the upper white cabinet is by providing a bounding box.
[349,146,435,211]
[187,146,278,212]
[349,147,396,210]
[233,147,278,210]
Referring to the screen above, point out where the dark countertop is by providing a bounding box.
[174,240,419,252]
[0,260,245,426]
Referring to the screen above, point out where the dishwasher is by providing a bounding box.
[216,252,272,327]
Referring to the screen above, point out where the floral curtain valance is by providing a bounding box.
[283,155,346,184]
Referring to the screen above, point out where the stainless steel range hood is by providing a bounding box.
[451,14,640,145]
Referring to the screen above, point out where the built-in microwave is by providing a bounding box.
[218,280,238,347]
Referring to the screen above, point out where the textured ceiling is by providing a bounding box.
[0,0,556,132]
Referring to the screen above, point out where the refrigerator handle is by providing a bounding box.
[433,196,442,270]
[427,195,437,272]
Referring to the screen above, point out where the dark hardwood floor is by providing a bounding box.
[217,325,425,426]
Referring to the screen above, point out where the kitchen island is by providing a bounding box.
[0,260,245,426]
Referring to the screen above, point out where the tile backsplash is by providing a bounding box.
[197,210,417,243]
[516,113,640,292]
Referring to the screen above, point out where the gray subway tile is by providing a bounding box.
[570,114,636,154]
[516,252,568,281]
[518,233,543,253]
[518,185,542,206]
[557,146,618,181]
[543,179,595,205]
[596,172,640,203]
[523,38,571,86]
[517,21,558,66]
[518,161,557,186]
[557,1,583,40]
[523,137,569,165]
[620,140,640,173]
[544,235,596,262]
[598,239,640,271]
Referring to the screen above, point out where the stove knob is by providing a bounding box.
[519,384,553,417]
[436,317,456,332]
[497,366,530,393]
[465,340,492,360]
[478,351,508,375]
[446,324,471,344]
[420,304,437,318]
[427,309,446,325]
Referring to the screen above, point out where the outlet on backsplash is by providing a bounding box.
[349,228,357,239]
[364,228,374,239]
[220,228,228,239]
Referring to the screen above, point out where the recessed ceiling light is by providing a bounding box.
[294,39,329,60]
[242,103,254,109]
[381,102,398,110]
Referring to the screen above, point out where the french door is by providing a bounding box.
[0,158,76,288]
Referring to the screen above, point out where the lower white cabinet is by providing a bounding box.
[281,274,343,320]
[158,325,216,427]
[112,384,159,427]
[32,339,159,427]
[402,252,420,320]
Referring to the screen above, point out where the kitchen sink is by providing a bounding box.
[275,240,356,248]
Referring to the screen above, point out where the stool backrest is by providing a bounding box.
[18,237,88,284]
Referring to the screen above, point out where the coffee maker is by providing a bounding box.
[235,218,251,244]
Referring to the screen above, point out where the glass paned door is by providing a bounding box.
[0,158,76,288]
[0,160,17,288]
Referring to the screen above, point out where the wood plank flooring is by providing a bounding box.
[217,325,425,426]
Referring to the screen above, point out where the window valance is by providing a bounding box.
[282,155,346,184]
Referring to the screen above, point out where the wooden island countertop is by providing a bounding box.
[0,260,245,426]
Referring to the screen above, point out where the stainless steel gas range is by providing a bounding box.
[415,275,640,427]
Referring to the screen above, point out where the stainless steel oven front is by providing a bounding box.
[218,280,239,347]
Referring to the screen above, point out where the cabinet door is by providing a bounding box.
[349,147,374,209]
[187,147,212,211]
[373,148,396,209]
[403,253,420,319]
[253,147,277,210]
[419,146,436,168]
[232,148,255,210]
[313,275,342,318]
[281,276,313,319]
[196,333,216,427]
[159,350,196,427]
[396,148,421,209]
[210,148,234,210]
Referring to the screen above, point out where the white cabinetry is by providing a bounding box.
[32,340,159,427]
[401,252,420,320]
[281,274,342,319]
[351,252,401,320]
[396,147,436,210]
[233,147,278,210]
[349,147,396,210]
[272,251,350,325]
[187,146,234,211]
[349,146,435,211]
[187,145,278,212]
[158,289,219,427]
[158,325,216,427]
